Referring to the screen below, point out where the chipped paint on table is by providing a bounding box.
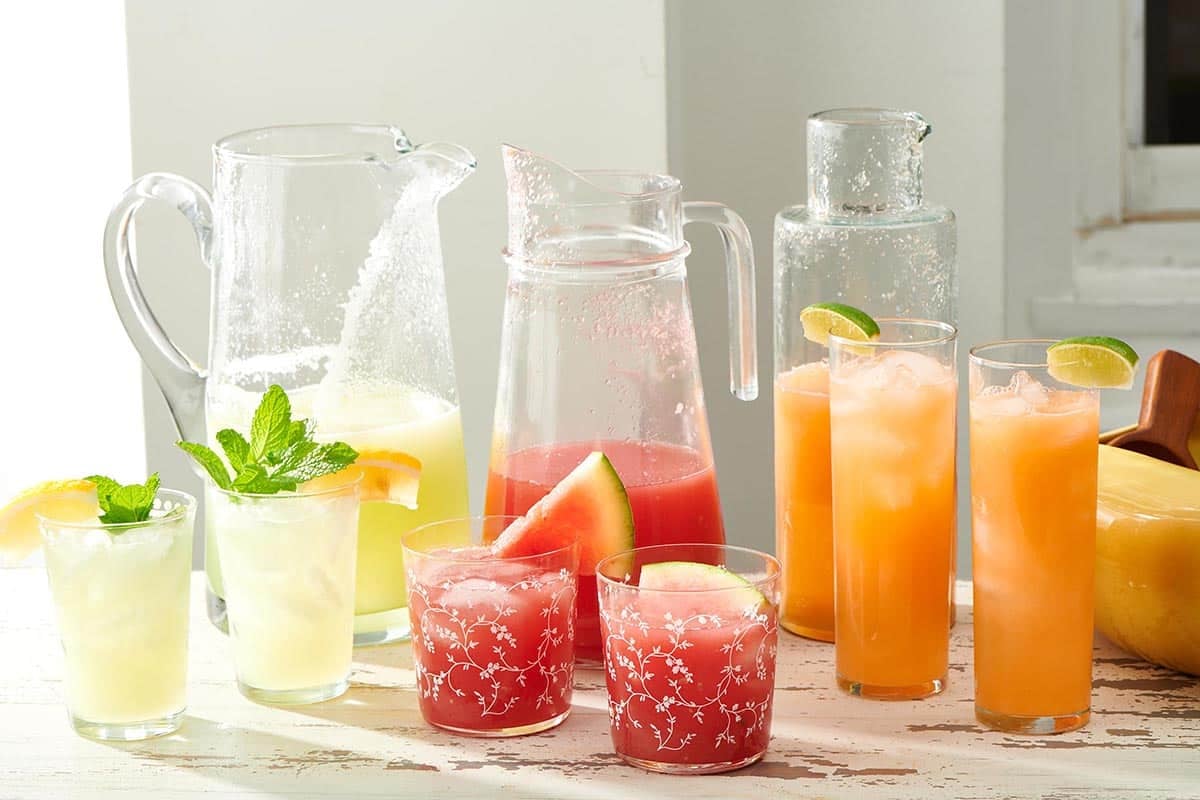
[1,572,1197,799]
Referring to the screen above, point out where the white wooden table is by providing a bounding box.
[2,571,1197,799]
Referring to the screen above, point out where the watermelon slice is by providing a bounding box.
[490,452,633,574]
[638,561,768,617]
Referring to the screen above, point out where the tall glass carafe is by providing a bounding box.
[485,146,759,665]
[773,109,957,642]
[103,124,474,644]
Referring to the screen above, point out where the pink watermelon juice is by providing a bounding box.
[485,440,725,663]
[597,545,780,774]
[403,519,578,737]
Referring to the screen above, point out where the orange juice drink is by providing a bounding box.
[829,320,957,700]
[969,341,1099,733]
[774,361,834,641]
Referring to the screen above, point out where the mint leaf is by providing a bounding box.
[273,441,359,485]
[287,419,315,447]
[177,441,233,490]
[216,428,251,472]
[250,385,292,462]
[85,474,122,505]
[176,386,359,497]
[84,472,160,525]
[231,463,275,493]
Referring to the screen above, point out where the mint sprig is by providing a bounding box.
[85,473,160,525]
[176,385,358,494]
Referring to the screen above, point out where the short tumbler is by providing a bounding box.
[40,489,196,740]
[209,479,360,705]
[597,543,780,774]
[404,516,578,737]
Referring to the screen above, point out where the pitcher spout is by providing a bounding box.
[406,139,477,194]
[501,144,684,264]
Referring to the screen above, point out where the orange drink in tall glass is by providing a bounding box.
[829,319,957,700]
[969,340,1100,733]
[774,361,834,641]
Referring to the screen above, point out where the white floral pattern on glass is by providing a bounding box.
[600,587,778,763]
[407,565,576,731]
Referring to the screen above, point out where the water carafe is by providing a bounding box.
[103,124,475,644]
[773,108,957,642]
[485,146,759,664]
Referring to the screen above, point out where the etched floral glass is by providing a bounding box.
[596,543,781,774]
[403,516,578,737]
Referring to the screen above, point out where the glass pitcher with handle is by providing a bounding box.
[103,124,475,644]
[484,145,759,665]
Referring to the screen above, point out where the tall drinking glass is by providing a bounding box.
[829,319,957,700]
[209,479,360,705]
[39,490,195,740]
[969,340,1099,733]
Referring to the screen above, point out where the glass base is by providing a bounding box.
[71,710,183,741]
[427,708,570,738]
[837,674,945,700]
[780,619,834,642]
[617,749,765,775]
[239,678,348,706]
[976,706,1089,734]
[206,587,228,634]
[353,606,411,646]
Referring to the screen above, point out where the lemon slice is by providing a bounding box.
[0,480,100,565]
[1047,336,1140,389]
[800,302,880,346]
[303,449,422,507]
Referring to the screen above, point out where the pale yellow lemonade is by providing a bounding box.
[206,384,469,640]
[209,484,358,699]
[41,508,193,727]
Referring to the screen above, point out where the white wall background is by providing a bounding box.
[123,0,668,563]
[0,5,144,499]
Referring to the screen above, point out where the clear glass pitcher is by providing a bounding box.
[103,124,475,644]
[484,145,759,665]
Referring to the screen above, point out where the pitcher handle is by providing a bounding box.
[682,202,759,401]
[103,173,213,442]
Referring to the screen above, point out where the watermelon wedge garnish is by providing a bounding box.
[638,561,769,618]
[490,452,634,574]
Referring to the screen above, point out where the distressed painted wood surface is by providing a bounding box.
[2,571,1197,799]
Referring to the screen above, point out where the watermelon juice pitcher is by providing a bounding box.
[102,125,474,645]
[485,146,760,665]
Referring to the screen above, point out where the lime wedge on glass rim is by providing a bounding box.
[1047,336,1140,389]
[799,302,880,346]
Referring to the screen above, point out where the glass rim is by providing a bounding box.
[211,472,362,501]
[402,515,580,563]
[969,338,1059,369]
[828,317,957,349]
[809,107,928,129]
[214,123,412,165]
[594,543,781,595]
[36,488,196,531]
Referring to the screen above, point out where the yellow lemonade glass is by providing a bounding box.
[39,490,195,740]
